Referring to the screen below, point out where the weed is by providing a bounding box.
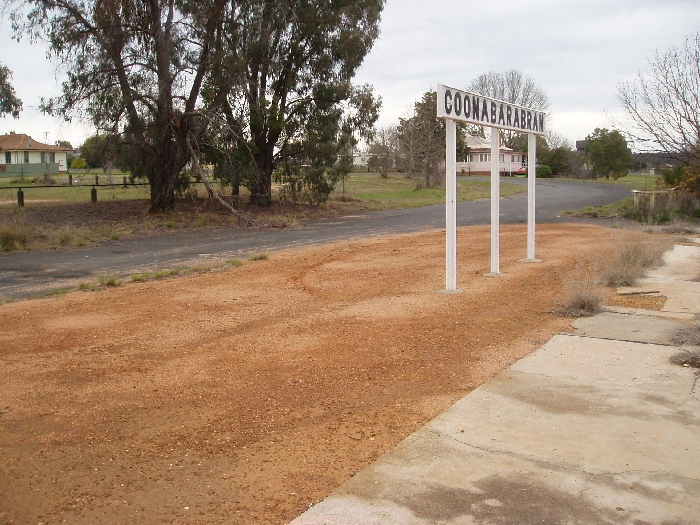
[554,273,603,318]
[249,253,269,261]
[0,219,32,251]
[130,272,151,282]
[98,275,123,287]
[673,319,700,347]
[597,238,671,287]
[669,349,700,370]
[226,259,244,267]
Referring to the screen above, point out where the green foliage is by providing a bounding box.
[536,165,553,178]
[80,135,119,172]
[585,128,634,179]
[70,157,87,169]
[0,64,22,118]
[661,164,687,188]
[207,1,385,206]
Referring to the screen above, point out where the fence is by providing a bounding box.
[632,188,676,215]
[3,175,208,207]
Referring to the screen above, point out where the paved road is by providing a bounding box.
[0,178,631,300]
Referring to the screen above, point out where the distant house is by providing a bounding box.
[0,133,73,177]
[457,135,526,176]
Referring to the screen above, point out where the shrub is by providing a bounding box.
[554,268,602,318]
[0,219,32,251]
[598,238,670,287]
[536,165,553,178]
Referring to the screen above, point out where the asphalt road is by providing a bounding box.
[0,178,632,300]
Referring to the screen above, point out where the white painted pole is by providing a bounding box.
[445,119,458,291]
[527,132,537,260]
[489,129,500,275]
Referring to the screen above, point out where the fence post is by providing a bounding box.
[91,186,97,204]
[123,176,128,188]
[17,188,24,207]
[95,175,99,186]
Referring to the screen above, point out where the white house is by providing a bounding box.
[0,133,73,176]
[457,135,526,176]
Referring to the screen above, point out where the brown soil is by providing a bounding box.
[0,223,661,525]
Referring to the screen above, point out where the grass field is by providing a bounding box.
[0,172,526,210]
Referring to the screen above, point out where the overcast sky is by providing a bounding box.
[1,0,699,148]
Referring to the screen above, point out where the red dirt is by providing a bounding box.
[0,223,654,524]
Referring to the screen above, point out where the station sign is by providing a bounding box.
[437,84,545,135]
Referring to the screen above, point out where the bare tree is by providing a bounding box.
[468,70,550,147]
[367,126,398,177]
[617,33,700,164]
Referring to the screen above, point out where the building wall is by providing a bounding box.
[457,154,525,175]
[1,151,69,174]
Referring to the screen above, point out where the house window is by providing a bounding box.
[41,152,56,163]
[499,154,505,162]
[479,153,490,162]
[4,152,10,164]
[24,151,29,163]
[512,155,517,162]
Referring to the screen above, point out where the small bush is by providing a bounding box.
[597,238,670,287]
[669,349,700,369]
[249,253,269,261]
[554,270,603,318]
[554,283,603,318]
[98,275,122,287]
[0,220,32,251]
[226,259,244,267]
[673,320,700,347]
[536,165,553,178]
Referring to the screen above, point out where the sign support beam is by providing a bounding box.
[442,118,461,293]
[487,129,501,276]
[522,132,541,263]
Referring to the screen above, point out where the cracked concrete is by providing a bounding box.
[289,242,700,525]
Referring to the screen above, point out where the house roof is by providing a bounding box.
[0,133,73,152]
[465,134,523,155]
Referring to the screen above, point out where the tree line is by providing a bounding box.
[4,0,385,212]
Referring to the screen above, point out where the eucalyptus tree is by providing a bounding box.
[209,0,384,206]
[585,128,634,179]
[0,63,22,118]
[10,0,229,212]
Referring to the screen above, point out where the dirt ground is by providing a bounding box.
[0,223,662,525]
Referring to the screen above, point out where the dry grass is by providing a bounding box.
[673,317,700,347]
[554,268,603,318]
[555,235,672,318]
[669,349,700,370]
[0,217,33,251]
[597,237,672,287]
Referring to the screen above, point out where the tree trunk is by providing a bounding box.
[251,145,274,207]
[147,131,188,213]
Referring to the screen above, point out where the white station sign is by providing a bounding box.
[437,84,546,135]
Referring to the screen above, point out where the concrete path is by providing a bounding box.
[289,242,700,525]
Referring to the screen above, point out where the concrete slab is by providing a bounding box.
[290,334,700,525]
[571,311,688,344]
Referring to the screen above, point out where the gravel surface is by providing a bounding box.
[0,223,658,524]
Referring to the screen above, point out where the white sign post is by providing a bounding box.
[437,84,546,291]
